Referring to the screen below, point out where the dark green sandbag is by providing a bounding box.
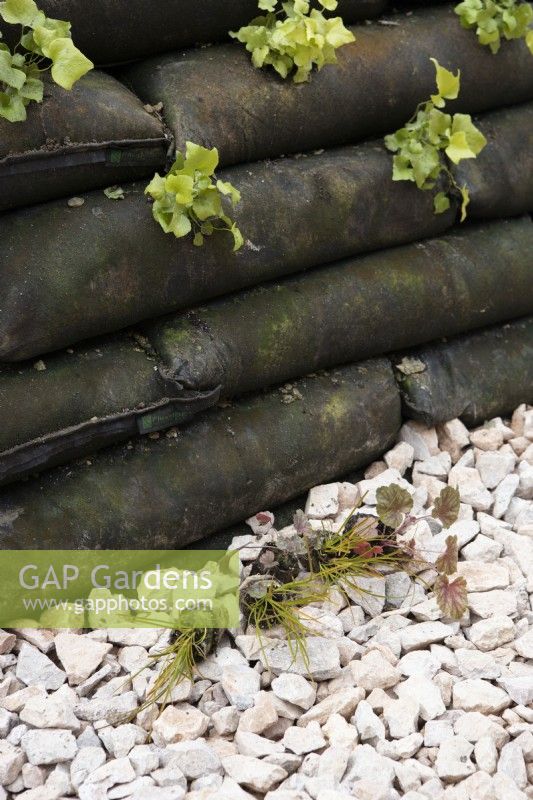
[0,336,219,486]
[0,72,168,212]
[122,5,533,167]
[2,217,529,486]
[146,217,533,396]
[0,144,455,362]
[0,360,400,549]
[394,317,533,426]
[452,103,533,219]
[2,1,386,67]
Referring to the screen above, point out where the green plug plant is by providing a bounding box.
[384,58,487,220]
[0,0,93,122]
[145,141,243,250]
[455,0,533,54]
[230,0,355,83]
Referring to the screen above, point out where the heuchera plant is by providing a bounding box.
[240,483,468,670]
[455,0,533,54]
[0,0,93,122]
[384,58,487,221]
[231,0,355,83]
[145,141,244,251]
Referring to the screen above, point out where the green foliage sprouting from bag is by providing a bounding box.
[384,59,487,221]
[0,0,93,122]
[230,0,355,83]
[455,0,533,54]
[145,142,244,251]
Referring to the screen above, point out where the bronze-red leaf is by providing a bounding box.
[434,574,467,620]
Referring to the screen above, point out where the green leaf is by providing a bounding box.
[428,107,452,141]
[165,209,192,238]
[411,145,440,188]
[459,184,470,222]
[445,130,477,164]
[230,222,244,252]
[293,0,310,12]
[435,535,459,576]
[384,131,402,153]
[193,232,204,247]
[0,0,39,26]
[166,174,194,205]
[103,186,125,200]
[184,141,219,177]
[391,154,414,181]
[325,16,355,47]
[31,17,71,51]
[450,113,487,156]
[376,484,413,528]
[40,37,93,90]
[258,0,278,10]
[434,192,451,214]
[145,173,166,200]
[192,188,222,221]
[216,179,241,205]
[0,89,26,121]
[432,486,460,527]
[0,49,26,90]
[430,58,460,108]
[319,0,338,9]
[445,113,487,166]
[20,76,43,100]
[434,574,468,620]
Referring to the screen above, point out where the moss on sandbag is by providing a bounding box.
[0,360,400,549]
[0,144,454,362]
[0,336,219,485]
[452,103,533,219]
[123,5,533,167]
[0,337,160,454]
[394,317,533,426]
[8,0,387,66]
[146,217,533,396]
[0,72,168,212]
[3,217,529,485]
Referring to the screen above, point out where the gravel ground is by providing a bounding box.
[0,405,532,800]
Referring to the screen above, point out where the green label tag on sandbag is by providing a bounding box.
[138,406,192,434]
[108,149,123,165]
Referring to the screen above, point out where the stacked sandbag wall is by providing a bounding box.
[1,215,531,486]
[0,2,532,547]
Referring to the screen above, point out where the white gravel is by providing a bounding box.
[0,405,531,799]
